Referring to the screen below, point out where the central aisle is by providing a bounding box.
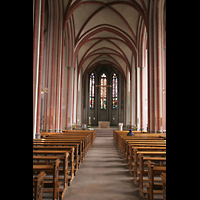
[63,137,143,200]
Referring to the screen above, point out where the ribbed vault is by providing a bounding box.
[62,0,149,79]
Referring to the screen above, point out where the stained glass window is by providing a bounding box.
[112,73,117,109]
[89,73,95,108]
[100,73,107,109]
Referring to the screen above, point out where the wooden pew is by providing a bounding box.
[113,130,166,165]
[133,150,166,184]
[41,130,96,151]
[120,137,165,154]
[160,173,166,200]
[113,130,166,147]
[128,146,166,174]
[34,139,84,162]
[46,137,90,157]
[33,154,69,199]
[128,144,166,166]
[33,130,96,199]
[64,129,96,141]
[113,130,166,156]
[113,130,167,199]
[33,144,79,174]
[138,153,166,199]
[113,130,166,166]
[33,159,60,200]
[114,131,166,148]
[33,150,75,186]
[41,133,92,156]
[145,160,166,200]
[124,140,166,162]
[121,140,166,163]
[33,171,46,200]
[34,138,84,162]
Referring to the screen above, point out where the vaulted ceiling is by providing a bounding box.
[62,0,149,78]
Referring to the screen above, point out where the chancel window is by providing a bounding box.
[100,73,107,109]
[112,73,117,109]
[89,72,95,108]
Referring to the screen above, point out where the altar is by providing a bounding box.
[98,121,110,128]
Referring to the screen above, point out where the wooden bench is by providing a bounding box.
[145,160,166,200]
[113,130,166,165]
[33,130,96,199]
[33,153,69,199]
[121,140,166,163]
[113,130,167,199]
[33,150,75,186]
[62,129,96,141]
[160,173,166,200]
[113,130,166,146]
[41,130,96,147]
[33,153,69,185]
[113,130,166,156]
[133,150,166,184]
[33,171,46,200]
[119,137,165,153]
[45,137,90,157]
[34,139,84,162]
[33,144,79,174]
[114,131,166,148]
[124,140,166,162]
[33,159,60,200]
[41,133,93,155]
[128,146,166,174]
[138,154,166,199]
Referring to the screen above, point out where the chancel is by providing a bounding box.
[33,0,166,199]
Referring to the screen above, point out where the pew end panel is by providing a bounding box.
[145,160,166,200]
[160,173,166,200]
[33,171,46,200]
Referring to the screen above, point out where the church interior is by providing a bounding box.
[33,0,166,199]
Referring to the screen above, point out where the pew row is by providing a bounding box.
[33,153,69,199]
[33,149,74,186]
[138,154,166,199]
[113,130,166,200]
[33,144,79,174]
[33,130,96,199]
[33,159,60,200]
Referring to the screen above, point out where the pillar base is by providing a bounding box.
[48,129,52,132]
[163,130,166,133]
[59,129,62,133]
[157,130,162,133]
[149,130,155,133]
[35,132,41,139]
